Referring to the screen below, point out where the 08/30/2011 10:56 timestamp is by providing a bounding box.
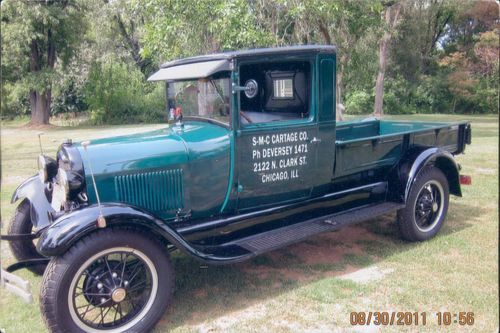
[350,312,475,326]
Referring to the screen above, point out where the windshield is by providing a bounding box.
[167,77,231,125]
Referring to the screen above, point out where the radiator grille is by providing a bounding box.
[114,169,184,212]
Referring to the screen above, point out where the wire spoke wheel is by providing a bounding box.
[68,247,158,332]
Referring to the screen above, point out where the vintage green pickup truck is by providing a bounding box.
[2,46,471,332]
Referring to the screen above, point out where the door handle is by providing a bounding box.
[310,137,322,144]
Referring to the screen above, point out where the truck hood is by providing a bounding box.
[76,121,230,176]
[73,121,231,217]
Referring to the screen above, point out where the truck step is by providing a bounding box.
[232,202,403,254]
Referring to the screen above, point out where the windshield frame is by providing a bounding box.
[165,73,232,129]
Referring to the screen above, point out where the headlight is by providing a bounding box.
[38,155,48,182]
[38,155,57,183]
[57,168,70,197]
[56,167,84,199]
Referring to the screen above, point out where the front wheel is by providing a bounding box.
[397,167,450,242]
[40,229,174,333]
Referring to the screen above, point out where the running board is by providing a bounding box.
[199,202,404,262]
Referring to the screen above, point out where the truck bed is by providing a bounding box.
[334,119,471,178]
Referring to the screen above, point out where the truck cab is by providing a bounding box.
[145,45,338,217]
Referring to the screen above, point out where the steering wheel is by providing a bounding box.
[239,111,253,124]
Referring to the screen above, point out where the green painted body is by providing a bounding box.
[73,48,470,229]
[79,122,230,219]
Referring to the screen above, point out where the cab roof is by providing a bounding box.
[160,45,336,69]
[148,45,336,82]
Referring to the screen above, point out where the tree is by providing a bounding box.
[374,1,401,117]
[139,0,273,63]
[92,0,155,77]
[390,0,458,83]
[319,1,382,111]
[1,0,86,125]
[248,0,383,119]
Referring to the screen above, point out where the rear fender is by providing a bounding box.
[36,203,247,264]
[388,147,461,203]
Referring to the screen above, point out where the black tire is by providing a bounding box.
[8,199,47,275]
[40,228,174,333]
[397,167,450,242]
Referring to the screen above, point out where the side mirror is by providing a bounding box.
[232,79,258,98]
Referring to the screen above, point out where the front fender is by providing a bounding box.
[11,175,55,229]
[388,147,462,203]
[11,175,37,204]
[36,203,249,264]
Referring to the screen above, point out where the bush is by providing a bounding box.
[384,91,410,115]
[51,80,87,115]
[383,76,415,115]
[0,82,30,119]
[345,91,373,115]
[345,88,414,116]
[473,85,498,114]
[84,61,166,125]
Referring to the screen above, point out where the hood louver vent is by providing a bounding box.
[115,169,184,212]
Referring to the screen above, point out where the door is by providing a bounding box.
[235,59,319,211]
[236,123,319,210]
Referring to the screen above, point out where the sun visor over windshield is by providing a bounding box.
[147,60,231,81]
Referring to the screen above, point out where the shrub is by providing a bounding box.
[0,82,30,119]
[345,91,373,115]
[51,80,87,115]
[383,91,408,115]
[383,76,414,115]
[84,61,165,125]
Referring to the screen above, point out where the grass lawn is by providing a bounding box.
[0,114,498,332]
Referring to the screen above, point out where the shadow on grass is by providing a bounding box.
[154,200,479,331]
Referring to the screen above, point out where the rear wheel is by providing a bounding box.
[8,199,47,275]
[397,167,450,241]
[40,229,174,333]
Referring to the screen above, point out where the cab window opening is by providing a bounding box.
[239,61,311,125]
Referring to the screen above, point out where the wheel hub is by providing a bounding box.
[414,180,445,232]
[82,260,134,307]
[111,288,127,303]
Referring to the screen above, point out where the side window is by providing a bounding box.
[239,61,311,125]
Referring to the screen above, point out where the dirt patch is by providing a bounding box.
[22,123,56,130]
[290,225,376,265]
[193,289,208,299]
[241,262,313,283]
[195,303,268,333]
[339,266,394,284]
[238,224,381,283]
